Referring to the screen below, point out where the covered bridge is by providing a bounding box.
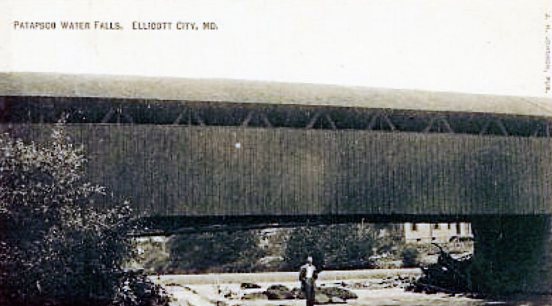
[3,72,552,293]
[1,72,552,222]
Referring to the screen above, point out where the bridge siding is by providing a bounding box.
[5,124,552,216]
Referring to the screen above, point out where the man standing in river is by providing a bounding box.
[299,256,318,306]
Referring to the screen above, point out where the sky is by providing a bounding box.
[0,0,551,98]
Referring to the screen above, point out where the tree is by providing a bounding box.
[167,230,265,273]
[282,223,376,270]
[0,125,167,306]
[400,246,420,268]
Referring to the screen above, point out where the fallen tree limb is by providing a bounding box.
[407,243,475,296]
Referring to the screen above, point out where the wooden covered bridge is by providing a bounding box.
[2,72,552,293]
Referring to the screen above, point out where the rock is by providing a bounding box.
[291,287,304,299]
[330,296,346,303]
[265,284,295,300]
[240,282,261,289]
[242,292,268,300]
[183,286,200,294]
[314,292,331,304]
[318,287,358,300]
[219,286,237,299]
[267,284,290,291]
[265,290,295,300]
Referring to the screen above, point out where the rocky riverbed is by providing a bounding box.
[153,270,552,306]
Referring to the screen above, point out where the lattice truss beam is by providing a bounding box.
[2,96,552,137]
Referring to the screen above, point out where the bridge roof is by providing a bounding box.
[1,72,552,118]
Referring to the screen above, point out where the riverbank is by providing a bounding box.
[151,269,552,306]
[153,268,421,285]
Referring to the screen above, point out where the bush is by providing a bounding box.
[401,246,420,268]
[0,126,167,306]
[282,223,376,270]
[112,271,170,306]
[167,230,265,273]
[130,238,171,274]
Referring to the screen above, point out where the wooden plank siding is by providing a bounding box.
[4,123,552,217]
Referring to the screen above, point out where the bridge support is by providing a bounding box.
[471,216,552,295]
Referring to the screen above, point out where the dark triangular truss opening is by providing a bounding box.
[532,123,551,137]
[367,112,396,131]
[423,117,454,133]
[101,108,134,124]
[306,113,337,130]
[479,119,508,136]
[241,111,273,128]
[173,110,205,126]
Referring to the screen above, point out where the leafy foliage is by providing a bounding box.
[0,125,167,306]
[282,223,376,270]
[167,230,265,273]
[112,271,170,306]
[400,246,420,268]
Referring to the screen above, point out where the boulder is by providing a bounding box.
[318,287,358,300]
[330,296,346,304]
[314,292,331,304]
[241,292,268,300]
[291,287,304,299]
[240,282,261,289]
[267,284,290,291]
[265,284,295,300]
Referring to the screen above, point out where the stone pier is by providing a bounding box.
[471,216,552,295]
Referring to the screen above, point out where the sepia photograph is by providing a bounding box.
[1,0,552,305]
